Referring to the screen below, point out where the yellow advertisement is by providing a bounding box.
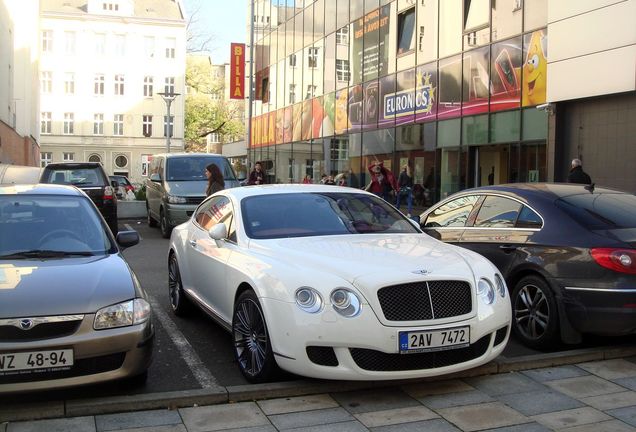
[334,88,349,135]
[521,29,548,107]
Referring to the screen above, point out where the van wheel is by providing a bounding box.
[160,208,172,238]
[146,202,157,227]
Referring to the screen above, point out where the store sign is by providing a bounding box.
[384,85,434,118]
[230,43,245,100]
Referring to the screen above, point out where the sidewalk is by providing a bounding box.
[2,357,635,432]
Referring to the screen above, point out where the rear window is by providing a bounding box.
[166,157,237,182]
[556,193,636,229]
[42,167,104,187]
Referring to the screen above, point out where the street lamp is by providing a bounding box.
[157,92,180,153]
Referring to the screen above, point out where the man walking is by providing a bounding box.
[567,158,592,184]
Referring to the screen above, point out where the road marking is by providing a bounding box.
[147,295,220,389]
[123,223,142,239]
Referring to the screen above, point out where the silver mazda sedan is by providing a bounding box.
[0,184,153,393]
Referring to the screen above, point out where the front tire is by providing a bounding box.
[512,275,560,349]
[232,290,278,383]
[168,253,191,316]
[160,208,172,238]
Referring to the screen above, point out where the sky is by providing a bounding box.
[182,0,247,64]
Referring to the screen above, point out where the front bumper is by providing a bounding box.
[562,286,636,336]
[165,203,197,226]
[0,315,154,393]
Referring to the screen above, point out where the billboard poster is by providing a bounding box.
[334,88,349,135]
[378,74,396,128]
[438,55,462,119]
[490,36,522,112]
[321,92,335,137]
[352,6,390,84]
[250,117,256,148]
[230,43,245,100]
[348,84,364,130]
[253,116,261,148]
[292,103,302,141]
[393,68,416,126]
[415,63,437,122]
[275,109,284,144]
[268,111,276,145]
[522,29,548,107]
[260,113,269,145]
[462,47,489,115]
[301,99,312,140]
[362,79,379,130]
[283,106,293,143]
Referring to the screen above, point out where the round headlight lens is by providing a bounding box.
[295,287,322,313]
[477,278,495,305]
[330,288,361,317]
[495,274,506,298]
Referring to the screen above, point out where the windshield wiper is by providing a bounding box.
[0,250,95,259]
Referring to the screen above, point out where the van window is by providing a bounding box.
[166,156,237,182]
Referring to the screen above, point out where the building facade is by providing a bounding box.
[39,0,186,183]
[247,0,636,205]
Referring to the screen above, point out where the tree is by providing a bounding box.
[185,0,214,54]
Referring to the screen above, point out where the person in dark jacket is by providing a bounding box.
[248,161,266,185]
[204,163,225,196]
[567,158,592,184]
[395,165,414,216]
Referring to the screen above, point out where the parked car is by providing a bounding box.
[109,175,135,199]
[40,162,118,235]
[168,185,511,383]
[0,164,41,185]
[0,184,153,393]
[419,183,636,349]
[145,153,240,238]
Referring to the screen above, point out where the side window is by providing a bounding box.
[516,205,543,229]
[194,196,232,234]
[474,196,522,228]
[424,195,479,228]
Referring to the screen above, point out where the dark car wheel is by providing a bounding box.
[147,202,157,227]
[232,290,278,383]
[160,208,172,238]
[512,275,560,349]
[168,253,191,316]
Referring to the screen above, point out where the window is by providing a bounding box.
[63,113,74,134]
[289,84,296,104]
[40,112,52,134]
[308,47,319,68]
[114,74,125,95]
[41,71,52,94]
[41,30,53,53]
[63,152,74,162]
[95,33,106,55]
[113,114,124,135]
[165,37,176,58]
[64,31,76,55]
[335,26,349,44]
[94,74,104,95]
[94,113,104,135]
[64,72,75,94]
[143,76,153,97]
[164,77,175,94]
[424,195,479,227]
[88,154,102,163]
[473,196,522,228]
[289,53,297,67]
[209,132,220,143]
[144,36,155,58]
[194,196,233,234]
[40,152,52,168]
[114,34,125,56]
[114,155,128,168]
[163,115,174,137]
[306,85,316,99]
[516,206,543,229]
[397,7,416,55]
[336,59,350,82]
[142,115,153,137]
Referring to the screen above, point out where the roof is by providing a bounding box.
[221,184,377,201]
[0,184,85,197]
[41,0,184,21]
[461,183,624,199]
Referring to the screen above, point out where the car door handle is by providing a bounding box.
[189,240,197,248]
[499,244,517,252]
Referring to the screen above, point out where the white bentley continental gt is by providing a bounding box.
[168,185,511,383]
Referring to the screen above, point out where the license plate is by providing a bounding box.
[399,326,470,354]
[0,349,73,374]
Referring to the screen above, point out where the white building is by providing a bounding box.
[39,0,186,183]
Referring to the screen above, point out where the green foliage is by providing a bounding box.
[134,184,146,201]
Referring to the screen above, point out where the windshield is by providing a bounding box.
[41,167,103,186]
[555,193,636,230]
[0,195,113,257]
[242,192,420,239]
[166,157,237,182]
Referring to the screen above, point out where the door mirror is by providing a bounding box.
[116,230,140,248]
[208,223,228,241]
[149,173,161,182]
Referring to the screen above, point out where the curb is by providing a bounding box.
[2,344,635,422]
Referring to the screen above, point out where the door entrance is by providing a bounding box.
[473,144,509,187]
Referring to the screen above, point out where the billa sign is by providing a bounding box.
[230,43,245,100]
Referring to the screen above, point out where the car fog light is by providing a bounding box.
[295,287,322,313]
[330,288,361,317]
[477,279,495,305]
[495,274,506,298]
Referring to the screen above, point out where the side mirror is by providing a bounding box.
[149,173,161,182]
[208,223,228,242]
[116,230,140,248]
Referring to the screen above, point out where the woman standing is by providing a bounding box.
[396,165,413,217]
[205,163,225,196]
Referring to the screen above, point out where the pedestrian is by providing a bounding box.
[302,174,312,184]
[488,166,495,185]
[396,165,414,217]
[324,175,336,185]
[334,172,347,186]
[204,163,225,196]
[567,158,592,184]
[365,161,397,202]
[248,161,266,185]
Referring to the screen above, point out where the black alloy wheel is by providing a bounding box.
[168,253,191,316]
[147,202,157,227]
[232,290,277,383]
[160,208,172,238]
[512,275,559,349]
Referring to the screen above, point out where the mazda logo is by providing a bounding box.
[19,319,34,330]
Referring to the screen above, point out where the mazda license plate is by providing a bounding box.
[399,326,470,354]
[0,349,73,374]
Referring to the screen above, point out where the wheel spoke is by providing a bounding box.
[519,288,533,309]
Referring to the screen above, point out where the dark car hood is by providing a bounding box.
[0,254,136,318]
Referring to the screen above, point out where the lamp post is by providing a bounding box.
[157,92,180,153]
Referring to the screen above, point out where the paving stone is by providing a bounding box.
[354,406,438,428]
[257,394,339,415]
[613,377,636,391]
[268,407,354,430]
[607,406,636,427]
[557,420,636,432]
[110,426,187,432]
[581,391,636,410]
[521,365,589,383]
[370,418,460,432]
[7,416,96,432]
[95,409,182,431]
[218,427,277,432]
[179,402,269,432]
[331,388,420,414]
[400,380,474,399]
[0,402,65,422]
[480,423,551,432]
[546,375,626,399]
[418,390,494,410]
[435,402,529,432]
[530,407,612,430]
[286,421,368,432]
[578,359,636,380]
[465,372,546,396]
[495,390,584,416]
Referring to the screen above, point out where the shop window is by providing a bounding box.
[490,110,520,143]
[397,7,415,55]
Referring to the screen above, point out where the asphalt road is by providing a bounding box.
[2,219,634,404]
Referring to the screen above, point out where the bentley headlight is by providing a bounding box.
[331,288,361,317]
[94,299,151,330]
[295,287,322,313]
[477,278,495,305]
[495,274,506,298]
[167,194,187,204]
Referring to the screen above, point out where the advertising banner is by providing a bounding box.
[352,6,390,84]
[522,29,548,107]
[415,63,437,122]
[393,68,416,125]
[378,74,396,128]
[462,47,490,115]
[230,43,245,100]
[490,36,522,112]
[334,88,350,135]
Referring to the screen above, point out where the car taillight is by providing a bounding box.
[104,185,115,200]
[590,248,636,274]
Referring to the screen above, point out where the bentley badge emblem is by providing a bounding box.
[412,269,431,275]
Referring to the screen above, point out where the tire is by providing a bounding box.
[147,202,157,227]
[168,253,191,316]
[232,290,278,383]
[160,208,172,238]
[511,275,560,350]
